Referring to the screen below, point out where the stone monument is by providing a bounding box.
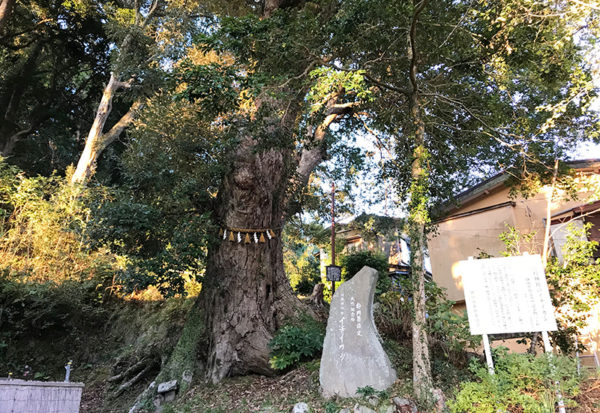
[320,266,397,398]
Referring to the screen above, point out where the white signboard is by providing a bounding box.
[459,254,557,335]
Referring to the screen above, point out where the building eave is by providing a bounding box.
[440,159,600,218]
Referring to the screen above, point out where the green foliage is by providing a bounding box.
[0,160,117,283]
[341,250,391,296]
[355,385,376,397]
[307,67,372,114]
[426,287,482,360]
[0,157,205,297]
[500,224,600,353]
[375,280,480,358]
[324,401,340,413]
[0,0,110,175]
[282,221,324,295]
[545,223,600,353]
[0,271,108,369]
[498,224,538,256]
[87,192,210,297]
[355,385,390,401]
[268,317,325,370]
[173,62,241,118]
[448,348,582,413]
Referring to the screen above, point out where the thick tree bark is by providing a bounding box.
[201,128,305,382]
[406,0,434,402]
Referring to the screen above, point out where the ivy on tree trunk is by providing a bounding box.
[406,0,435,403]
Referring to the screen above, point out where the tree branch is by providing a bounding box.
[113,78,135,90]
[100,100,144,150]
[293,97,356,197]
[408,0,427,94]
[364,73,410,96]
[142,0,160,28]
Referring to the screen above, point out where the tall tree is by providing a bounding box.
[69,0,207,184]
[404,0,434,399]
[0,0,109,170]
[198,7,359,382]
[136,0,367,388]
[318,0,598,401]
[70,0,159,184]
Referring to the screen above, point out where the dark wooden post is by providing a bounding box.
[331,181,336,295]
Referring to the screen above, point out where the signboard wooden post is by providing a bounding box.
[460,254,565,412]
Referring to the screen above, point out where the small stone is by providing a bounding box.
[432,388,446,413]
[367,395,379,406]
[338,409,351,413]
[378,405,394,413]
[157,380,177,394]
[354,404,377,413]
[392,397,417,413]
[181,370,193,384]
[291,402,310,413]
[153,394,164,408]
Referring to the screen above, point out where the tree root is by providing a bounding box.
[108,358,150,383]
[113,360,158,398]
[129,300,205,412]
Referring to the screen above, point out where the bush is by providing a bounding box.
[0,271,108,371]
[268,316,325,370]
[0,160,117,283]
[448,348,582,412]
[341,250,391,296]
[375,291,412,340]
[375,279,479,362]
[283,241,322,296]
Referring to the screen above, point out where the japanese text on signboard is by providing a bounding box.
[459,254,557,335]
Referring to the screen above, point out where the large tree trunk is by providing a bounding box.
[201,130,304,382]
[199,83,350,381]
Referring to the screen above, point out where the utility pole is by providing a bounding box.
[330,181,336,295]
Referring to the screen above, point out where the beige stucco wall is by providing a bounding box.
[430,176,600,302]
[429,203,516,302]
